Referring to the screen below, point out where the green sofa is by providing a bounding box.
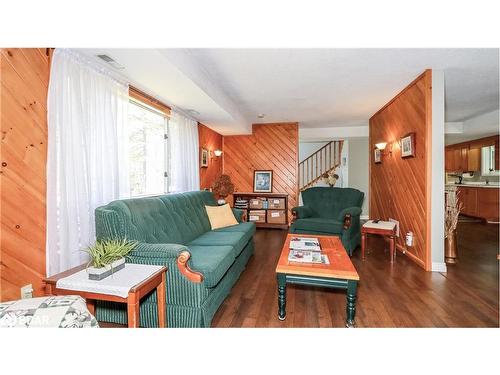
[94,190,255,328]
[290,187,364,255]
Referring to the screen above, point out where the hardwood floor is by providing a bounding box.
[211,222,499,327]
[99,221,499,328]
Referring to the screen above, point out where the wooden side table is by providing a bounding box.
[361,220,397,263]
[44,264,167,328]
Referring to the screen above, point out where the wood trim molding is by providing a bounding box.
[424,70,433,271]
[177,251,204,283]
[129,86,171,116]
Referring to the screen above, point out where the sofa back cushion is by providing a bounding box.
[95,190,217,245]
[301,187,364,219]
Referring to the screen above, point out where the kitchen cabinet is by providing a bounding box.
[456,186,499,222]
[457,187,477,216]
[478,188,500,222]
[445,148,455,172]
[445,135,499,172]
[467,146,481,172]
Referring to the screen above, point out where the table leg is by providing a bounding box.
[346,280,357,328]
[86,299,95,316]
[127,294,140,328]
[361,232,367,260]
[390,235,396,263]
[157,272,166,328]
[277,273,287,321]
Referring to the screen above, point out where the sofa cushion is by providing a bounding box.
[212,222,256,246]
[205,204,239,230]
[188,231,249,258]
[292,218,343,234]
[187,245,235,288]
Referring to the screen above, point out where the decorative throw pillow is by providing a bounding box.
[205,204,239,230]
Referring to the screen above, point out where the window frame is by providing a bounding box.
[128,87,172,197]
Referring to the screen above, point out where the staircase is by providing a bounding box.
[299,140,343,191]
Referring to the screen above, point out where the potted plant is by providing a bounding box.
[445,190,462,264]
[211,174,235,205]
[84,239,137,280]
[322,171,339,187]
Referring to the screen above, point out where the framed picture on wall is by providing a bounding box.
[400,132,416,158]
[253,170,273,192]
[374,148,382,164]
[200,148,209,168]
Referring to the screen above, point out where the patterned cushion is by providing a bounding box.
[0,295,99,328]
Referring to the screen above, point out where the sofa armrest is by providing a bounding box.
[128,243,204,283]
[232,208,245,223]
[337,206,362,228]
[291,206,313,221]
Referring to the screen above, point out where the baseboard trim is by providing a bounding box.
[431,262,447,273]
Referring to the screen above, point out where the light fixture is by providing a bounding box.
[257,113,265,119]
[214,149,223,157]
[375,142,387,150]
[187,109,200,116]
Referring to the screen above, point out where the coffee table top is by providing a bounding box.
[276,234,359,281]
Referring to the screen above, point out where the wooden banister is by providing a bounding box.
[299,140,344,191]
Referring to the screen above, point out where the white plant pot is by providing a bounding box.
[87,258,125,281]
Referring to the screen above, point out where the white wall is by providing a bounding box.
[347,138,369,217]
[299,142,328,162]
[431,70,446,273]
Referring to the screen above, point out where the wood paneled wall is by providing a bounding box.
[198,123,223,191]
[1,48,50,301]
[223,123,299,220]
[369,70,432,270]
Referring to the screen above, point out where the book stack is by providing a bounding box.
[288,237,330,264]
[234,197,248,209]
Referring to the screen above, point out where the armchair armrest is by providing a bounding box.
[337,206,362,229]
[128,242,203,283]
[291,206,313,221]
[232,207,245,223]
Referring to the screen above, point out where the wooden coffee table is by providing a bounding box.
[275,234,360,327]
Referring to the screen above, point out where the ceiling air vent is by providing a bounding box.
[96,54,125,70]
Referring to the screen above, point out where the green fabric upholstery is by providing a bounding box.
[188,231,249,258]
[187,245,235,288]
[290,187,364,255]
[232,208,244,222]
[290,218,344,233]
[94,190,255,327]
[291,205,313,219]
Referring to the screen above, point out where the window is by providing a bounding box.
[128,98,169,196]
[481,145,499,176]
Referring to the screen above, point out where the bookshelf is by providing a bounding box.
[232,192,289,230]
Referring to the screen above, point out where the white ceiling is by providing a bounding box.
[80,48,498,136]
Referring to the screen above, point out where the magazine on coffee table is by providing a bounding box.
[289,237,321,252]
[288,249,330,264]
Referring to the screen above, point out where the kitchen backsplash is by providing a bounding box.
[446,172,500,184]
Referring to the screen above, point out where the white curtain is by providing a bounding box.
[168,110,200,193]
[46,49,129,276]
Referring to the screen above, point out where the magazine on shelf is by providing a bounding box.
[288,250,330,264]
[289,237,321,252]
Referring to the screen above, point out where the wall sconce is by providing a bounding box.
[375,142,393,156]
[214,149,223,157]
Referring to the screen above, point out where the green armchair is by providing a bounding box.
[290,187,364,255]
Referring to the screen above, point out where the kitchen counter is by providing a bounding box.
[446,183,500,189]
